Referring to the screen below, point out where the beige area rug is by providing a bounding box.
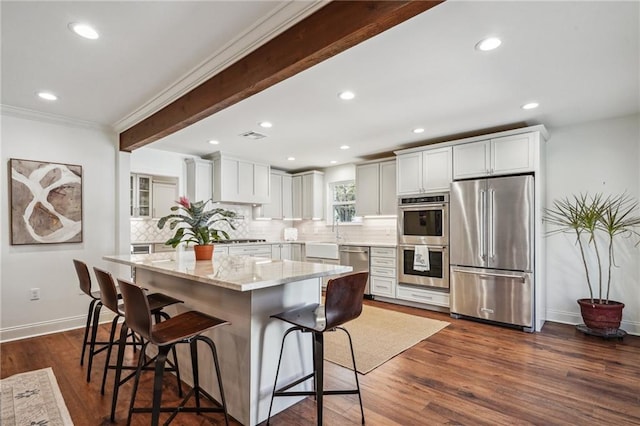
[324,305,449,374]
[1,367,74,426]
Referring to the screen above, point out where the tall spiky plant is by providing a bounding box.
[545,192,640,304]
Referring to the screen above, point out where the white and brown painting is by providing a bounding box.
[10,159,82,244]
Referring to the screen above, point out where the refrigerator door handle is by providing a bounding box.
[480,189,486,260]
[489,188,495,260]
[451,267,527,283]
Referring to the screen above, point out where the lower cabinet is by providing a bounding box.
[214,246,229,256]
[396,285,450,308]
[370,247,397,298]
[229,245,272,258]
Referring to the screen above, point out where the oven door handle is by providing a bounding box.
[398,244,447,251]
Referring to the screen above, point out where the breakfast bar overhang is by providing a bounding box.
[104,252,351,426]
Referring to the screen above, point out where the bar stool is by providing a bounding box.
[267,271,368,425]
[117,278,231,426]
[92,268,183,421]
[73,259,117,379]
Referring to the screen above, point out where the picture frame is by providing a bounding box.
[9,158,83,245]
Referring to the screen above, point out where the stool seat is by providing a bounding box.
[271,304,326,332]
[267,271,368,425]
[152,311,228,346]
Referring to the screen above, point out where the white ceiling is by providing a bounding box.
[2,1,639,172]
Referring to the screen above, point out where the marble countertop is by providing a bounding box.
[104,252,352,292]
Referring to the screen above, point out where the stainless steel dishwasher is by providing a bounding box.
[339,245,371,297]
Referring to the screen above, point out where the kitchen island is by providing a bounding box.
[104,252,351,426]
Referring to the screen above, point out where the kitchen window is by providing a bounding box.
[330,180,360,224]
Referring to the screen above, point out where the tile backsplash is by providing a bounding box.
[131,204,294,243]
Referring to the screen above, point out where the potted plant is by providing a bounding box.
[157,196,237,260]
[545,192,640,334]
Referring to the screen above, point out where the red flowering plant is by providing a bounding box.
[157,196,237,247]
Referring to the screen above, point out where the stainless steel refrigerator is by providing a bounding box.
[449,174,534,330]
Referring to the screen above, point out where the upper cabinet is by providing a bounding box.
[185,158,213,202]
[152,181,177,218]
[254,170,293,220]
[292,170,324,220]
[131,174,177,218]
[397,146,452,196]
[130,174,152,217]
[205,152,271,204]
[356,159,396,216]
[453,133,535,179]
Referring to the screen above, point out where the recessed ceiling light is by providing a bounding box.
[37,92,58,101]
[338,91,355,101]
[68,22,99,40]
[330,160,337,164]
[475,37,502,51]
[287,157,295,161]
[340,145,350,150]
[413,128,425,134]
[259,121,272,128]
[521,102,539,110]
[208,140,220,145]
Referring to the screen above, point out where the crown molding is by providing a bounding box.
[1,104,113,133]
[112,1,328,133]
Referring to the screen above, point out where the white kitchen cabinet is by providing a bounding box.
[271,243,292,260]
[228,244,271,258]
[396,147,452,195]
[355,160,396,216]
[396,285,449,308]
[290,243,303,261]
[185,158,213,202]
[423,147,452,192]
[255,171,293,220]
[213,246,229,256]
[292,171,324,220]
[151,181,177,219]
[370,246,397,298]
[453,133,535,179]
[292,175,302,219]
[130,174,152,217]
[205,152,271,204]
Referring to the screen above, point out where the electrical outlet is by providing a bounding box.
[30,288,40,301]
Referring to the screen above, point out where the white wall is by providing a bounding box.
[0,112,120,341]
[545,114,640,334]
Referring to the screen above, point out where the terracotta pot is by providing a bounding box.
[577,298,624,332]
[193,244,214,261]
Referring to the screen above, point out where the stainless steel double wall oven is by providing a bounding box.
[397,194,449,289]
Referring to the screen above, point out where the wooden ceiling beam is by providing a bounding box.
[119,1,444,152]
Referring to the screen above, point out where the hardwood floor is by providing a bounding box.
[2,299,639,425]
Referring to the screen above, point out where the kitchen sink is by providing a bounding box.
[305,242,339,259]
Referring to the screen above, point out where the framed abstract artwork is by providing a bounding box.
[9,158,83,245]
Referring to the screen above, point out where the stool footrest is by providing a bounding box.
[130,386,225,417]
[273,372,314,394]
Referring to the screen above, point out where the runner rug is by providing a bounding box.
[0,367,74,425]
[324,305,449,374]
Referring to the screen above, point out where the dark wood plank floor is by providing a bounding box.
[2,299,639,425]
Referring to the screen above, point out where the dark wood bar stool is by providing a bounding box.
[117,278,231,426]
[92,268,183,421]
[73,259,118,379]
[267,271,368,425]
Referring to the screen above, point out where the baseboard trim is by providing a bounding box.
[0,311,117,343]
[545,308,639,336]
